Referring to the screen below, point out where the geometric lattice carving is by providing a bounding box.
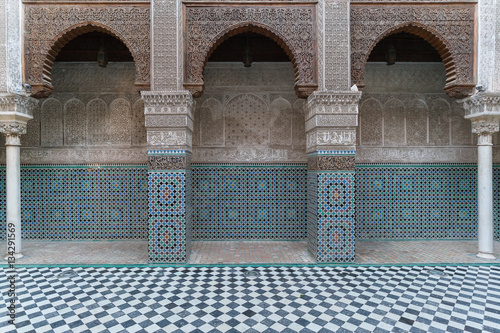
[225,94,269,147]
[87,98,108,146]
[64,98,86,146]
[40,98,63,147]
[24,5,150,97]
[270,98,292,146]
[132,99,146,146]
[109,98,131,145]
[351,4,476,98]
[184,4,317,98]
[200,98,224,146]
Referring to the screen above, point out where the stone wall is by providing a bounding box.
[192,62,306,163]
[0,62,147,164]
[356,63,496,163]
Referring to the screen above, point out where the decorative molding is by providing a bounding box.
[351,4,475,98]
[141,91,194,117]
[308,155,355,171]
[24,4,150,97]
[0,147,148,164]
[184,4,318,98]
[148,155,188,170]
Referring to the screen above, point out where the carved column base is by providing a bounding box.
[147,150,192,263]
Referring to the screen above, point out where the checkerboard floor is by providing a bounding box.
[1,265,499,332]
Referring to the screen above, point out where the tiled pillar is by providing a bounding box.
[305,91,361,263]
[462,94,500,259]
[0,94,37,258]
[142,91,194,263]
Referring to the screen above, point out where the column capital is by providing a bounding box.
[141,91,195,151]
[461,92,500,119]
[0,93,38,145]
[471,117,500,146]
[305,90,362,153]
[141,91,195,118]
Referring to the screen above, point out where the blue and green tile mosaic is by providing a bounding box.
[355,165,499,240]
[0,166,148,241]
[308,171,356,263]
[192,165,307,240]
[148,170,192,263]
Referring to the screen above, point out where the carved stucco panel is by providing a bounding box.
[477,0,496,90]
[132,99,146,146]
[63,98,86,146]
[87,98,108,146]
[40,98,63,146]
[225,94,269,147]
[147,129,191,147]
[21,103,41,147]
[109,98,132,145]
[200,98,224,146]
[405,99,428,146]
[24,4,150,95]
[359,98,382,146]
[324,0,350,91]
[0,0,7,93]
[270,98,292,146]
[428,98,451,146]
[6,0,22,93]
[292,99,306,147]
[383,99,405,146]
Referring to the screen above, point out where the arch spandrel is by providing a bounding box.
[184,4,318,99]
[24,5,150,98]
[351,4,475,99]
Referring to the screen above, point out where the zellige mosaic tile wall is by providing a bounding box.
[0,165,148,240]
[356,165,500,241]
[192,165,307,240]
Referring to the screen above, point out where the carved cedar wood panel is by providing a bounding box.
[24,5,150,97]
[184,5,318,98]
[351,5,475,98]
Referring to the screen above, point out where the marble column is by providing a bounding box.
[462,93,500,259]
[142,91,194,263]
[305,90,361,263]
[0,94,37,259]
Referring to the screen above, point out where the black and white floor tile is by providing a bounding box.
[1,265,500,332]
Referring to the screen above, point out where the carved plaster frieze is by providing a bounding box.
[24,4,151,97]
[306,128,357,153]
[308,155,355,171]
[351,4,475,98]
[184,4,318,98]
[145,114,194,131]
[191,148,307,163]
[305,114,358,132]
[141,92,195,118]
[355,147,480,164]
[0,147,147,164]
